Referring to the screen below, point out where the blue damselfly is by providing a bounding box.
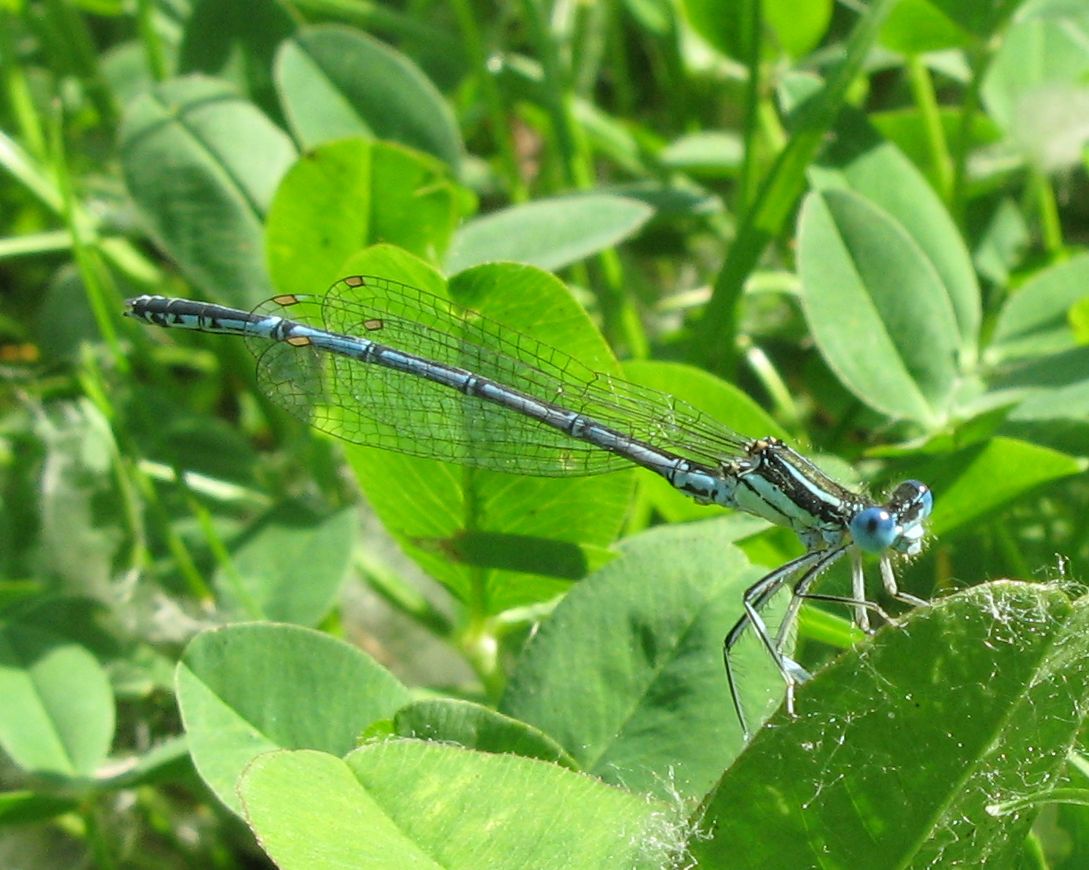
[125,275,933,737]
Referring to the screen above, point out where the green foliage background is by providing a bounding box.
[2,0,1089,867]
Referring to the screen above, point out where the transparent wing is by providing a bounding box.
[250,275,753,476]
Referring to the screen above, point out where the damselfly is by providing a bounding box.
[125,275,933,737]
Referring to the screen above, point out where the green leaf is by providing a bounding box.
[985,256,1089,419]
[1071,296,1089,344]
[966,195,1030,288]
[265,138,463,295]
[134,401,261,488]
[32,401,121,590]
[763,0,832,58]
[177,0,297,121]
[811,111,982,357]
[879,0,973,53]
[176,623,409,814]
[444,194,653,274]
[215,503,356,624]
[1052,801,1089,870]
[988,345,1089,398]
[240,750,438,868]
[924,0,1019,38]
[620,359,787,523]
[1007,378,1089,426]
[0,624,114,777]
[659,131,743,178]
[34,269,98,362]
[797,188,961,425]
[500,520,776,803]
[119,77,296,308]
[392,698,579,769]
[683,0,831,60]
[340,248,635,613]
[869,107,1003,192]
[274,25,463,169]
[239,744,682,869]
[988,252,1089,362]
[693,582,1089,866]
[988,345,1089,455]
[917,436,1086,539]
[981,12,1089,169]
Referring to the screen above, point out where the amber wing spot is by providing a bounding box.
[287,335,312,347]
[272,294,300,306]
[363,318,384,331]
[343,276,366,287]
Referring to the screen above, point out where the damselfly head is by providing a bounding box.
[849,480,933,556]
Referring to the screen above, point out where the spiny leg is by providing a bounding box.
[879,556,929,609]
[772,580,891,654]
[771,555,924,726]
[723,548,844,739]
[852,550,871,633]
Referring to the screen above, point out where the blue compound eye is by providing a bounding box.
[850,507,898,553]
[906,480,934,519]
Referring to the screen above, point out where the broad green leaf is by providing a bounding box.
[274,25,462,169]
[32,401,120,590]
[240,744,680,869]
[176,623,409,814]
[967,195,1030,288]
[811,112,982,356]
[988,253,1089,362]
[3,597,122,672]
[34,269,98,362]
[0,624,114,777]
[500,520,776,803]
[986,345,1089,454]
[177,0,297,121]
[916,436,1086,539]
[129,395,262,488]
[215,503,355,625]
[797,188,960,425]
[924,0,1019,37]
[444,194,653,274]
[659,131,743,178]
[265,138,463,295]
[988,345,1089,397]
[683,0,832,60]
[693,582,1089,867]
[100,40,157,106]
[119,77,296,308]
[869,107,1003,193]
[1071,296,1089,343]
[982,13,1089,170]
[1053,802,1089,870]
[341,248,634,613]
[620,359,786,523]
[763,0,832,58]
[240,750,437,869]
[392,698,579,769]
[604,180,723,219]
[879,0,973,53]
[624,0,675,35]
[1003,381,1089,458]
